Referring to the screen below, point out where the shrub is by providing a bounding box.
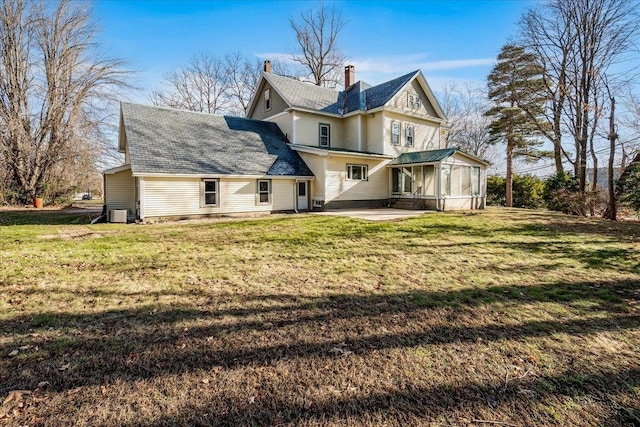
[618,159,640,212]
[543,172,583,214]
[486,174,545,209]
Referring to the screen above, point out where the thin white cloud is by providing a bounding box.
[351,55,494,74]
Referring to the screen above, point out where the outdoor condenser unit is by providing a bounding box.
[109,209,127,223]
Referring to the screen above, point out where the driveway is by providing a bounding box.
[309,208,431,221]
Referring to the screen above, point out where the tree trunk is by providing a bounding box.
[608,96,617,221]
[506,143,513,208]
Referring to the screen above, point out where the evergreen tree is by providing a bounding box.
[485,44,547,207]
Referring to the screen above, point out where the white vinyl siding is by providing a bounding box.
[105,168,135,213]
[141,177,296,218]
[325,157,389,202]
[298,152,326,200]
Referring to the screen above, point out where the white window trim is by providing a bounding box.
[264,89,271,111]
[441,165,452,196]
[319,123,330,148]
[257,179,271,205]
[391,121,401,145]
[406,123,414,147]
[201,179,219,207]
[346,164,368,181]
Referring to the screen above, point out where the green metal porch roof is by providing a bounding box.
[387,148,490,166]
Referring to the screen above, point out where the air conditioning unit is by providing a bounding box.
[109,209,127,223]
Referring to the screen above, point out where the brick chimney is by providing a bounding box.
[345,65,355,88]
[264,60,272,73]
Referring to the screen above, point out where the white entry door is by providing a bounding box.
[297,181,308,210]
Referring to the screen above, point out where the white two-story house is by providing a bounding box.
[103,63,487,221]
[246,62,488,211]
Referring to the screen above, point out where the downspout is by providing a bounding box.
[357,114,362,152]
[138,177,145,221]
[436,164,442,211]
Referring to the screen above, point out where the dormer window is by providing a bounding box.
[406,124,414,147]
[391,121,401,145]
[264,89,271,110]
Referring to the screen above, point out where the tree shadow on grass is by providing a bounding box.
[1,279,638,390]
[2,278,639,426]
[115,367,640,427]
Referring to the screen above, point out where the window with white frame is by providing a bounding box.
[441,165,451,195]
[391,121,401,145]
[202,179,218,206]
[408,94,414,107]
[319,123,330,147]
[347,164,368,181]
[414,96,421,109]
[406,124,414,147]
[264,89,271,110]
[471,166,481,195]
[257,180,271,204]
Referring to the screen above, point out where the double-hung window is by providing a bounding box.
[406,124,414,147]
[441,165,451,196]
[257,180,271,204]
[202,179,218,206]
[391,121,401,145]
[347,164,368,181]
[319,123,330,147]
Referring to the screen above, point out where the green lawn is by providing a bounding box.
[1,208,639,426]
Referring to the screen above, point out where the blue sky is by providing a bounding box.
[94,0,536,100]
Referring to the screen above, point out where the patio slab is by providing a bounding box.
[309,208,432,221]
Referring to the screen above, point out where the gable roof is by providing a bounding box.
[121,103,313,177]
[388,148,490,166]
[249,69,445,120]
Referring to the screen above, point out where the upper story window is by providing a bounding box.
[347,164,368,181]
[202,179,219,206]
[264,89,271,111]
[408,93,421,109]
[406,124,414,147]
[319,123,330,147]
[391,121,401,145]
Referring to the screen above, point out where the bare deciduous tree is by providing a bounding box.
[150,53,230,114]
[439,82,496,161]
[290,3,347,88]
[0,0,129,203]
[520,0,640,195]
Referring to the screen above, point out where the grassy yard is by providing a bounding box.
[0,208,639,426]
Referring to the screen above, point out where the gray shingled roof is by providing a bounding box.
[388,148,490,166]
[264,73,341,114]
[122,103,314,177]
[264,70,420,115]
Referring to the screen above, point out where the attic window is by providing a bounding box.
[408,94,421,109]
[264,89,271,111]
[406,124,414,147]
[391,121,400,145]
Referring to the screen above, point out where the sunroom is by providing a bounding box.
[387,148,489,211]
